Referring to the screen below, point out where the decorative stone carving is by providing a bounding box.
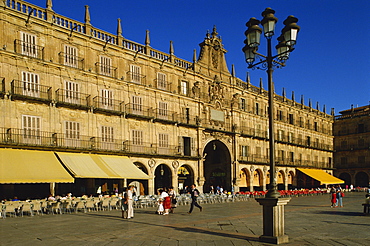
[148,159,156,168]
[172,160,179,169]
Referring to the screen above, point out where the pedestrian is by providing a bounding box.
[330,186,337,208]
[121,187,128,218]
[168,186,177,213]
[188,184,202,214]
[336,185,344,207]
[127,185,134,219]
[160,188,171,215]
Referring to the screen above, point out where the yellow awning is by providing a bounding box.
[297,168,344,185]
[56,152,148,179]
[56,152,113,178]
[0,149,74,183]
[98,155,149,179]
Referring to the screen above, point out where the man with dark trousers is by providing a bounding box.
[188,184,203,214]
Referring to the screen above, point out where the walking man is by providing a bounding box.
[188,184,202,214]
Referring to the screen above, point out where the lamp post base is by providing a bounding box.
[256,197,291,245]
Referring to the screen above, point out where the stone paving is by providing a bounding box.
[0,192,369,245]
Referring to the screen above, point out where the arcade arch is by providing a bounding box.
[154,164,172,193]
[339,172,351,186]
[203,140,232,193]
[355,172,369,187]
[178,164,194,193]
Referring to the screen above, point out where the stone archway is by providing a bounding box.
[355,171,369,187]
[277,170,285,190]
[339,172,351,186]
[203,140,232,193]
[253,169,264,191]
[288,171,295,189]
[133,162,149,195]
[178,165,194,193]
[239,168,251,191]
[154,164,172,193]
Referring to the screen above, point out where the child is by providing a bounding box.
[157,199,164,215]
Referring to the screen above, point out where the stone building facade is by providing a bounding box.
[334,105,370,187]
[0,0,334,198]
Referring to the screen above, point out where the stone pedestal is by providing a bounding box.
[255,197,291,244]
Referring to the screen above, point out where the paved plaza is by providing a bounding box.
[0,192,369,245]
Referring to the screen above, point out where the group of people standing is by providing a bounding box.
[157,186,177,215]
[330,185,344,208]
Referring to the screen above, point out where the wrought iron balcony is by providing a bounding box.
[127,71,146,85]
[14,40,44,60]
[10,80,52,102]
[55,89,91,109]
[58,52,84,70]
[125,103,153,119]
[95,62,117,78]
[92,96,124,114]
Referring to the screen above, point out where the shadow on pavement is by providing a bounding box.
[315,210,364,216]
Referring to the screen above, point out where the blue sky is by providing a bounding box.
[30,0,370,113]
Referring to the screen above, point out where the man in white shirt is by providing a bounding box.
[127,186,134,219]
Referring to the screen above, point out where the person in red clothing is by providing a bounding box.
[330,186,337,208]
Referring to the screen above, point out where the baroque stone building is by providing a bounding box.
[334,105,370,187]
[0,0,335,198]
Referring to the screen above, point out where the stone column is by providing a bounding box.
[255,197,291,244]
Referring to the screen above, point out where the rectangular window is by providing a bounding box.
[132,130,143,146]
[64,80,80,104]
[101,126,114,142]
[289,114,294,124]
[157,72,167,90]
[158,101,168,118]
[289,152,294,162]
[159,133,169,148]
[240,98,246,111]
[22,71,40,97]
[22,115,41,144]
[277,130,284,141]
[101,89,114,109]
[100,56,112,76]
[130,65,141,84]
[101,126,114,150]
[20,32,37,57]
[255,103,259,115]
[240,145,249,157]
[288,132,294,143]
[132,95,143,114]
[64,45,78,68]
[180,81,188,95]
[65,121,80,147]
[314,122,318,131]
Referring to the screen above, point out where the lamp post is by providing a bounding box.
[242,8,300,244]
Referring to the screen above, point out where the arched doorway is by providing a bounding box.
[355,172,369,187]
[239,168,250,191]
[277,170,285,190]
[154,164,172,193]
[253,169,264,191]
[203,140,232,193]
[178,165,194,194]
[339,172,351,186]
[133,162,149,195]
[288,171,294,189]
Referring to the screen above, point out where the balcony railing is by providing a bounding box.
[154,79,172,92]
[125,103,153,118]
[92,96,124,113]
[153,108,177,122]
[177,114,198,126]
[11,80,51,101]
[58,52,84,70]
[55,89,91,108]
[14,40,44,60]
[127,71,146,85]
[95,62,117,78]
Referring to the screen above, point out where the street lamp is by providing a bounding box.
[242,8,300,244]
[242,7,300,199]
